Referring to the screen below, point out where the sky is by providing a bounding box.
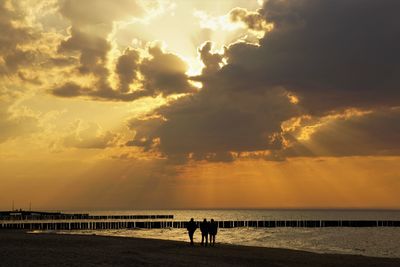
[0,0,399,210]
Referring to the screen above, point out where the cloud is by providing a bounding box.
[285,108,400,157]
[52,82,89,97]
[12,0,396,161]
[198,41,224,76]
[47,56,78,67]
[229,7,271,32]
[50,0,141,100]
[140,45,196,96]
[59,0,144,32]
[126,0,400,162]
[116,48,140,93]
[0,92,40,143]
[48,0,197,101]
[222,0,400,114]
[0,1,69,85]
[62,120,117,149]
[128,83,298,162]
[58,27,111,76]
[0,1,37,76]
[52,44,195,101]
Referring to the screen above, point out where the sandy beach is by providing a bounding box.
[0,231,399,266]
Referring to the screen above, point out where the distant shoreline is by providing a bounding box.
[0,230,399,266]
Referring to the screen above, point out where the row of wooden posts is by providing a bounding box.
[0,214,174,221]
[1,220,400,230]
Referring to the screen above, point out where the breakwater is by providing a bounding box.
[1,220,399,230]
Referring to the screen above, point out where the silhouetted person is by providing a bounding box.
[186,218,197,245]
[209,219,218,246]
[200,218,209,246]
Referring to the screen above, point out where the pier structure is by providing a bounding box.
[0,211,173,221]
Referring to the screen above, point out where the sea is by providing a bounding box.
[47,209,400,258]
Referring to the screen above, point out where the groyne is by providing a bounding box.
[1,220,399,230]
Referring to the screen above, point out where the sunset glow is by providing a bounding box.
[1,0,399,211]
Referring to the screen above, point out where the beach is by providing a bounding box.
[0,231,399,267]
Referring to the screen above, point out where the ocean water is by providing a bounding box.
[53,209,400,258]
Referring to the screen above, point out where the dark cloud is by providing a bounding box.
[224,0,400,114]
[285,108,400,157]
[51,81,140,101]
[126,0,400,162]
[198,42,224,76]
[128,85,298,162]
[0,1,36,76]
[55,28,112,101]
[0,2,41,141]
[140,45,196,96]
[53,0,139,100]
[47,56,78,67]
[52,45,195,101]
[52,0,195,101]
[52,82,89,97]
[4,50,35,74]
[116,49,140,93]
[58,28,110,76]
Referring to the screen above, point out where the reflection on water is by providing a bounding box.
[54,209,400,258]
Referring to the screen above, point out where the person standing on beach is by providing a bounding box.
[209,219,218,246]
[186,218,197,246]
[200,219,209,246]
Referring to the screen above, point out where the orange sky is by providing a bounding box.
[1,156,399,210]
[0,0,399,210]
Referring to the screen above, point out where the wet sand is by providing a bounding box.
[0,231,399,266]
